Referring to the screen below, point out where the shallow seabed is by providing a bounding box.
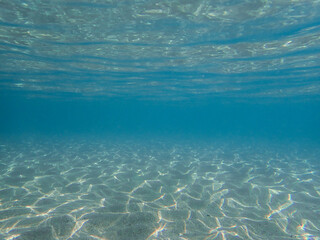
[0,137,319,240]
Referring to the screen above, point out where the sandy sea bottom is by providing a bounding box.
[0,137,319,240]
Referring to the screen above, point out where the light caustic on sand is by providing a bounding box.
[0,140,319,239]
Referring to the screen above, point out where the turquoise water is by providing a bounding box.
[1,1,320,239]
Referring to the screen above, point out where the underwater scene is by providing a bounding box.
[1,0,320,239]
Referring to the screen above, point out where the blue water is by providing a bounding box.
[1,1,320,239]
